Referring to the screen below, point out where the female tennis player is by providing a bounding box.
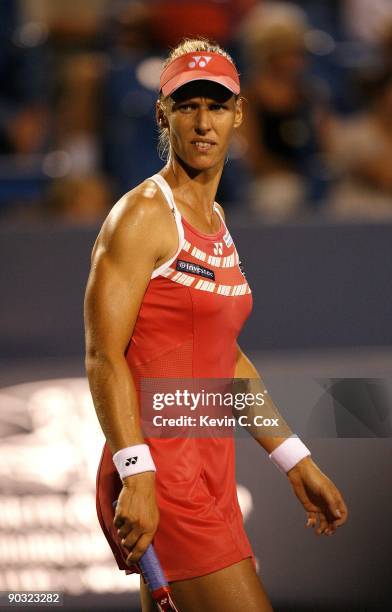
[84,38,348,612]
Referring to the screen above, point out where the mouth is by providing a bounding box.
[191,140,216,152]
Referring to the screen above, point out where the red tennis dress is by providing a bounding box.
[96,173,255,581]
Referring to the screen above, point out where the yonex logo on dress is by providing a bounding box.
[188,56,212,69]
[214,242,223,255]
[125,456,138,466]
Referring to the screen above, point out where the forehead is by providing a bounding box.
[171,80,234,104]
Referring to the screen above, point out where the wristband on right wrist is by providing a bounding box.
[112,443,156,481]
[269,435,311,474]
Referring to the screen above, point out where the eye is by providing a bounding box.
[210,103,226,111]
[178,103,195,112]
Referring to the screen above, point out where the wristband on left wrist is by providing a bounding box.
[268,435,311,474]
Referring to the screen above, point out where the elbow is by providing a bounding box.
[85,343,98,370]
[84,348,121,376]
[85,350,100,377]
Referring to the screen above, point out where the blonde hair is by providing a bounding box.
[157,37,238,161]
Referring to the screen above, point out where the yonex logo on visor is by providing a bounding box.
[188,56,212,69]
[160,51,240,97]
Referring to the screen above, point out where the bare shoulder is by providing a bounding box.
[91,178,175,261]
[100,179,171,244]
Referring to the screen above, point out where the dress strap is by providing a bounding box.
[148,174,185,279]
[213,202,226,228]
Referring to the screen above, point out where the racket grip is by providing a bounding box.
[112,500,168,590]
[139,544,168,591]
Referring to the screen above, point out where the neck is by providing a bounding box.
[161,155,224,216]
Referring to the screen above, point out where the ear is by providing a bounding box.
[233,96,244,129]
[156,100,169,128]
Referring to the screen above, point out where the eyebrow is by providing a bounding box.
[173,99,229,106]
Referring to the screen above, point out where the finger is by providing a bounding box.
[327,503,348,530]
[121,527,143,551]
[325,512,338,534]
[325,505,348,535]
[328,510,343,532]
[113,510,130,530]
[324,499,344,523]
[113,513,125,530]
[325,524,336,535]
[316,512,328,536]
[321,513,339,536]
[117,521,134,539]
[322,487,349,523]
[314,486,341,522]
[305,511,317,528]
[128,532,153,564]
[333,499,349,526]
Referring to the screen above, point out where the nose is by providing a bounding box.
[194,106,212,134]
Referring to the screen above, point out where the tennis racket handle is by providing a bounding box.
[112,500,180,612]
[139,543,168,590]
[138,546,181,611]
[112,500,168,589]
[152,586,180,612]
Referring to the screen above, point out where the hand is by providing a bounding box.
[113,471,160,565]
[286,457,348,536]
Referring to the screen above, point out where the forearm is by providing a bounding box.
[86,353,144,454]
[234,346,293,453]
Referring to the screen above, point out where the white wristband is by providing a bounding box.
[113,444,156,480]
[269,435,311,474]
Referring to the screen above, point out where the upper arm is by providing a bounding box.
[84,188,174,360]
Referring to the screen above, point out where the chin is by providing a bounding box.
[185,153,223,172]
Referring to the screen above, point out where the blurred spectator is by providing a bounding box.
[324,68,392,221]
[0,0,49,141]
[53,52,107,176]
[44,174,112,225]
[0,0,52,220]
[0,0,50,156]
[238,2,327,222]
[101,2,163,196]
[20,0,107,50]
[378,19,392,70]
[1,0,391,226]
[149,0,257,49]
[1,106,48,156]
[343,0,392,46]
